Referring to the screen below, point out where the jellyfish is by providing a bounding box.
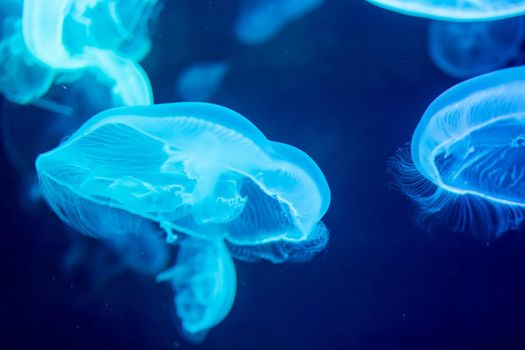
[157,238,236,342]
[0,1,55,105]
[175,62,228,102]
[36,102,331,338]
[367,0,525,21]
[21,0,155,106]
[391,66,525,240]
[235,0,325,45]
[428,17,525,79]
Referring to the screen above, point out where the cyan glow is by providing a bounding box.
[157,238,236,340]
[367,0,525,21]
[428,17,525,78]
[0,18,55,104]
[235,0,325,45]
[394,66,525,239]
[22,0,154,106]
[176,62,228,102]
[36,102,330,337]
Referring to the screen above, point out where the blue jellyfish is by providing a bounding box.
[428,17,525,79]
[392,66,525,240]
[157,238,236,342]
[235,0,325,45]
[176,62,229,102]
[367,0,525,21]
[36,102,330,338]
[0,18,54,104]
[22,0,155,106]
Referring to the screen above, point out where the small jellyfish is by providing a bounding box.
[392,66,525,240]
[428,17,525,79]
[235,0,325,45]
[36,102,330,338]
[175,62,228,102]
[367,0,525,21]
[22,0,154,106]
[157,238,236,341]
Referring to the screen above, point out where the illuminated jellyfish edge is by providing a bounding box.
[366,0,525,21]
[390,66,525,239]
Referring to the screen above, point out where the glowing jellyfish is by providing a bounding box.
[235,0,325,45]
[428,17,525,79]
[157,238,236,341]
[36,102,330,338]
[367,0,525,21]
[392,66,525,240]
[22,0,155,106]
[0,18,54,104]
[176,62,228,102]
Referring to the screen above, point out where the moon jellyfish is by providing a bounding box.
[367,0,525,21]
[22,0,156,106]
[428,17,525,79]
[0,0,54,105]
[36,102,330,338]
[392,66,525,240]
[157,238,236,341]
[176,62,228,102]
[235,0,325,45]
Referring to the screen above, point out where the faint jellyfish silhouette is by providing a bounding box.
[36,102,331,339]
[235,0,325,45]
[391,66,525,240]
[22,0,155,106]
[367,0,525,21]
[428,17,525,79]
[175,62,228,102]
[157,238,236,342]
[0,17,54,104]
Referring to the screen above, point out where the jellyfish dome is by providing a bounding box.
[393,66,525,239]
[367,0,525,21]
[176,61,229,102]
[428,17,525,79]
[36,102,331,337]
[235,0,325,45]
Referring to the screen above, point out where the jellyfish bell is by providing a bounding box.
[392,66,525,240]
[367,0,525,21]
[235,0,325,45]
[428,17,525,79]
[36,102,330,253]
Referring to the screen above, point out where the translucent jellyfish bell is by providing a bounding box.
[367,0,525,21]
[428,17,525,79]
[36,102,330,254]
[235,0,325,45]
[176,61,229,102]
[392,66,525,240]
[157,238,236,341]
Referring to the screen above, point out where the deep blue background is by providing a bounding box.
[2,1,525,349]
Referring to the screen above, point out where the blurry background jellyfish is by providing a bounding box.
[366,0,525,21]
[21,0,159,106]
[35,102,331,340]
[428,17,525,79]
[234,0,326,45]
[175,61,229,102]
[390,66,525,240]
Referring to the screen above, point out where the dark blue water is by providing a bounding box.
[2,1,525,349]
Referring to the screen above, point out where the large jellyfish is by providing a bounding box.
[367,0,525,21]
[21,0,156,106]
[36,102,331,339]
[392,66,525,240]
[428,17,525,79]
[235,0,325,45]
